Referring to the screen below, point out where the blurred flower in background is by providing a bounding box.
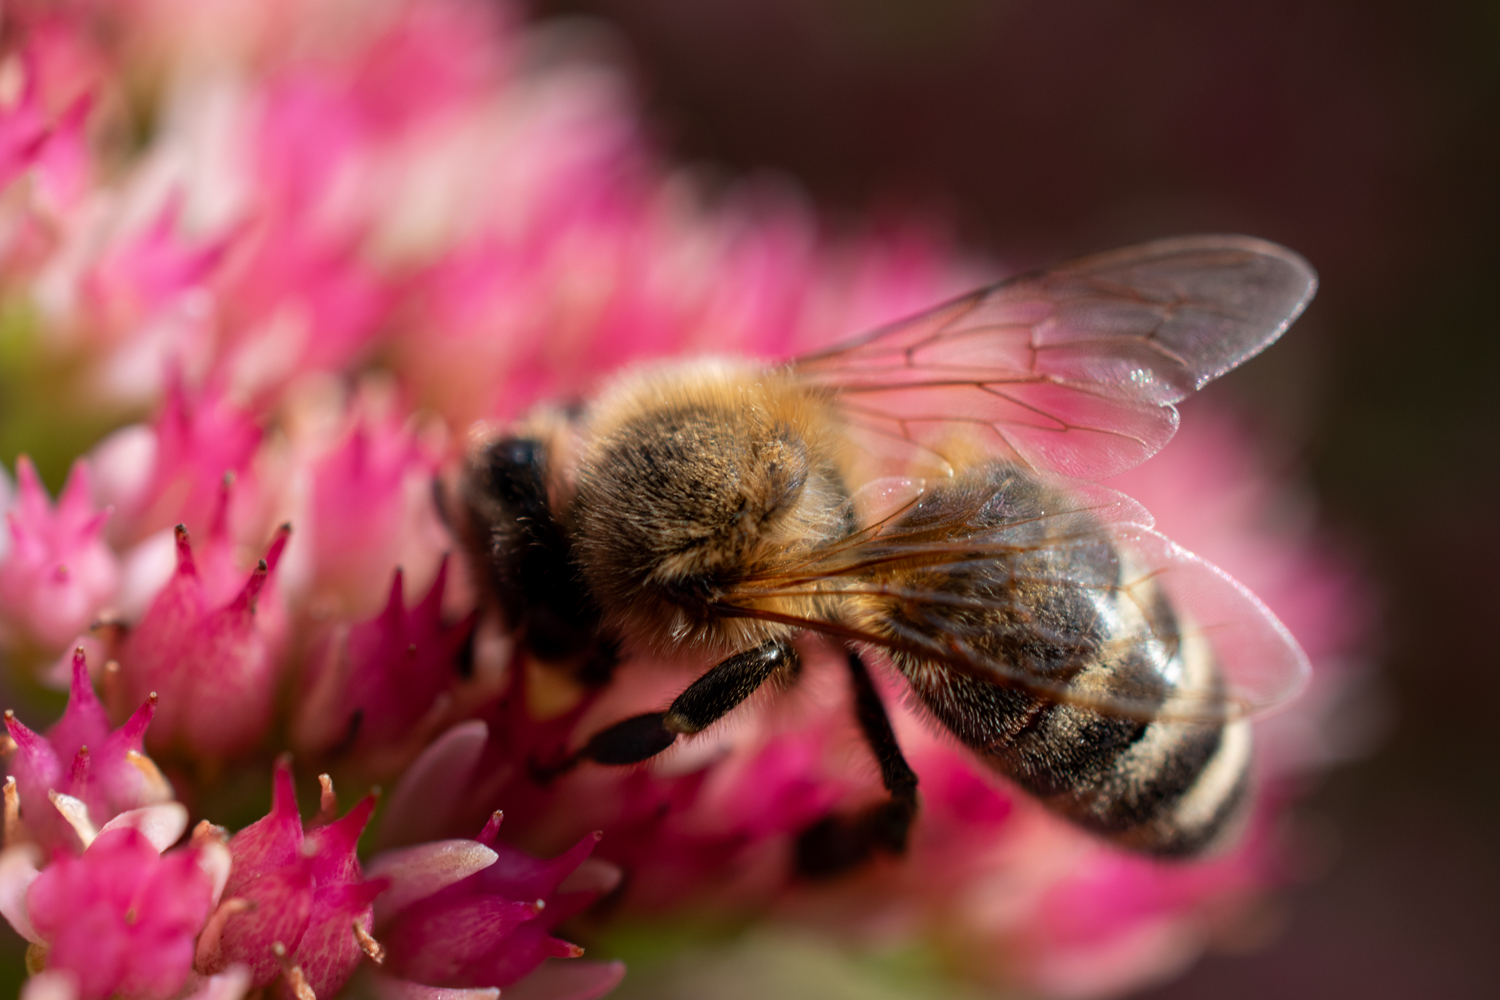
[0,0,1370,998]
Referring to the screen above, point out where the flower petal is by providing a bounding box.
[291,879,388,998]
[366,975,499,1000]
[19,970,80,1000]
[45,647,112,760]
[554,857,622,898]
[378,720,487,849]
[178,966,253,1000]
[384,895,545,985]
[47,790,96,847]
[192,827,234,908]
[0,844,44,944]
[96,802,188,852]
[367,840,498,926]
[302,792,376,886]
[206,865,315,985]
[221,759,302,899]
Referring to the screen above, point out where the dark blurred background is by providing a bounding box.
[529,0,1499,996]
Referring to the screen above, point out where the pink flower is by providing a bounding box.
[7,809,229,1000]
[368,814,622,998]
[0,457,119,651]
[104,383,265,544]
[5,647,171,853]
[116,522,289,760]
[300,405,448,615]
[195,759,383,996]
[0,44,92,212]
[345,0,510,130]
[294,560,475,776]
[215,213,389,392]
[83,198,234,341]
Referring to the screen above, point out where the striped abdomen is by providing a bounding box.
[860,463,1251,856]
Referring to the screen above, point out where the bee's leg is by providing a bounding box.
[795,648,919,879]
[576,638,798,765]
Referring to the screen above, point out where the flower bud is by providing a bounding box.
[118,524,289,760]
[5,647,170,853]
[294,560,473,775]
[196,759,384,998]
[367,815,622,999]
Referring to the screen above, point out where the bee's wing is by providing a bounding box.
[790,235,1316,481]
[717,515,1309,724]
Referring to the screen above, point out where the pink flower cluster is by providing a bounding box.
[0,660,621,1000]
[0,0,1369,998]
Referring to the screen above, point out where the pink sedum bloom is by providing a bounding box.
[195,759,383,995]
[5,647,171,854]
[9,810,230,1000]
[294,560,475,776]
[196,758,617,999]
[105,384,265,544]
[117,522,289,760]
[216,209,388,392]
[83,200,234,345]
[0,457,120,652]
[0,46,92,213]
[300,406,448,616]
[368,813,622,998]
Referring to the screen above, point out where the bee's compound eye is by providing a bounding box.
[481,437,548,507]
[490,437,541,471]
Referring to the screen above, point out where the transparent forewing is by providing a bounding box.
[719,518,1308,724]
[1108,526,1311,719]
[791,235,1317,481]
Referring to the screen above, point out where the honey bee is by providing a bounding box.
[457,235,1316,874]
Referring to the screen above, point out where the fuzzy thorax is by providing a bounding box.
[570,360,853,652]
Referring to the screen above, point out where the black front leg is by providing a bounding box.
[578,638,798,765]
[795,647,920,879]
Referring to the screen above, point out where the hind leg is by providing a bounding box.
[795,647,920,878]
